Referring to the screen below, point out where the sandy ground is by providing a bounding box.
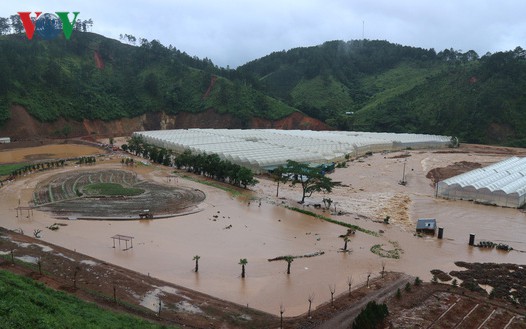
[1,144,525,317]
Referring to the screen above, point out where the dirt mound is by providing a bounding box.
[426,161,483,185]
[2,106,330,141]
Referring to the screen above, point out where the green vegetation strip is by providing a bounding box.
[370,241,403,259]
[0,163,29,176]
[0,270,172,329]
[180,174,242,197]
[82,183,144,197]
[284,206,379,236]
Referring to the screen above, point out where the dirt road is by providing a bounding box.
[314,273,413,329]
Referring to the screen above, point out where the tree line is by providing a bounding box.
[0,15,93,35]
[9,160,66,178]
[123,136,258,189]
[8,156,98,179]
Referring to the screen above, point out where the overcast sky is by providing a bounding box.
[2,0,526,68]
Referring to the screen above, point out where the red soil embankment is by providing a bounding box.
[1,106,331,141]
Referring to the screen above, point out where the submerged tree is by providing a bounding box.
[193,255,200,273]
[239,258,248,278]
[342,236,350,251]
[307,293,315,317]
[284,256,294,275]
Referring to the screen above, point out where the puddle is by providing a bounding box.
[140,288,163,312]
[175,301,203,314]
[80,260,98,266]
[15,255,39,264]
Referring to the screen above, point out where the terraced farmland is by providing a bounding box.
[390,289,526,329]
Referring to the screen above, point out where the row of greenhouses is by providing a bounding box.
[437,157,526,208]
[133,129,452,172]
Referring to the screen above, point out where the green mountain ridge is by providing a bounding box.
[238,40,526,146]
[0,32,296,128]
[1,31,526,146]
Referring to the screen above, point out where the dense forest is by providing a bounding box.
[238,40,526,146]
[1,15,526,146]
[0,16,295,127]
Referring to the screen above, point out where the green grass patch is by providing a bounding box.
[284,206,379,236]
[0,270,173,329]
[370,241,403,259]
[180,174,242,197]
[82,183,144,197]
[0,163,29,176]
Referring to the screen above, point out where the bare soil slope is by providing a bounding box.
[1,106,331,141]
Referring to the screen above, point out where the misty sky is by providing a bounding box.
[2,0,526,68]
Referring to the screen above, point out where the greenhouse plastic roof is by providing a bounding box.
[134,129,451,171]
[440,157,526,195]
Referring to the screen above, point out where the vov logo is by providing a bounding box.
[18,12,80,40]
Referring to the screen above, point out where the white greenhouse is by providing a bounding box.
[134,129,452,173]
[437,157,526,208]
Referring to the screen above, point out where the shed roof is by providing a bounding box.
[416,218,437,230]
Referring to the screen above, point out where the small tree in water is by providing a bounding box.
[342,236,350,251]
[239,258,248,278]
[284,256,294,275]
[193,255,200,273]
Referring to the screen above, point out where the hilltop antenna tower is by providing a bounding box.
[362,21,365,39]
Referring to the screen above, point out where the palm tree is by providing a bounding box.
[284,256,294,275]
[193,255,200,273]
[239,258,248,278]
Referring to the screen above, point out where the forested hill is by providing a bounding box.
[237,40,526,146]
[0,32,296,127]
[1,29,526,146]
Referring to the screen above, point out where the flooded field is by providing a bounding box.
[0,144,525,316]
[0,144,103,163]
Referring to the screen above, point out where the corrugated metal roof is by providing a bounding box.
[416,218,436,230]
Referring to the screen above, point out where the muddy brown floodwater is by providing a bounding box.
[0,144,102,163]
[0,144,525,316]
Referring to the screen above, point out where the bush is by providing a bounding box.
[352,301,389,329]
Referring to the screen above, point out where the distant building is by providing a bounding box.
[0,137,10,144]
[416,218,437,234]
